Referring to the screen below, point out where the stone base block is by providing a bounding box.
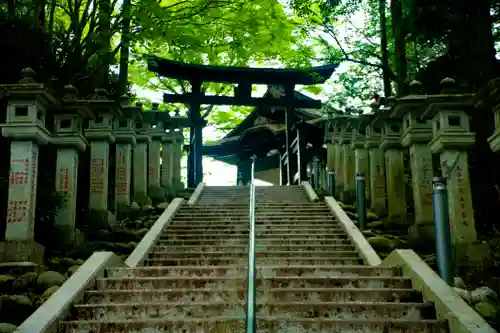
[454,242,490,267]
[0,240,45,265]
[408,222,436,243]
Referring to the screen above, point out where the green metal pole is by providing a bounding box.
[356,170,367,230]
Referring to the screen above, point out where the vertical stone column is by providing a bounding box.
[114,97,140,208]
[161,138,173,189]
[352,117,371,202]
[171,129,184,189]
[380,118,407,220]
[0,68,53,263]
[365,123,387,216]
[84,88,120,212]
[144,107,162,188]
[133,116,150,197]
[334,141,344,196]
[52,85,92,243]
[326,142,336,171]
[341,141,356,202]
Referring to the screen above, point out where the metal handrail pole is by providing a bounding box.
[245,155,257,333]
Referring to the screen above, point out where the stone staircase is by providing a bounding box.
[58,185,448,332]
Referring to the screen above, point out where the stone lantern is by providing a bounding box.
[351,113,374,203]
[84,88,122,212]
[324,119,336,174]
[169,109,188,190]
[330,116,350,199]
[144,106,162,188]
[114,95,140,208]
[421,78,478,252]
[52,85,93,244]
[341,117,356,202]
[160,110,174,189]
[0,68,55,263]
[132,104,149,197]
[365,113,387,216]
[378,97,407,221]
[390,80,434,239]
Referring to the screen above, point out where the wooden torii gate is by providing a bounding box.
[148,57,338,187]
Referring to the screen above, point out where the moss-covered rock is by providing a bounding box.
[36,285,59,307]
[0,275,15,293]
[0,323,17,333]
[67,265,80,276]
[37,271,66,290]
[367,211,378,222]
[474,300,499,320]
[0,294,33,325]
[367,236,396,252]
[11,272,38,292]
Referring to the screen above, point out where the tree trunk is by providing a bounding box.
[378,0,392,97]
[390,0,407,97]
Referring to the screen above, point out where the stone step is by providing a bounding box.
[175,209,332,214]
[84,287,421,304]
[165,224,342,231]
[106,265,401,278]
[156,238,352,246]
[97,276,411,290]
[58,317,447,333]
[161,230,348,238]
[191,203,326,207]
[159,233,348,240]
[172,213,331,217]
[169,221,337,227]
[146,256,362,266]
[147,249,358,258]
[72,301,433,321]
[161,229,347,236]
[148,244,357,253]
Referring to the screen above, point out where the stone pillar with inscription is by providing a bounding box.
[84,89,121,211]
[171,128,185,189]
[325,122,336,172]
[144,107,161,188]
[161,133,173,189]
[423,78,481,262]
[51,85,93,244]
[114,96,141,209]
[0,68,53,263]
[133,108,150,197]
[352,114,372,202]
[380,116,407,221]
[333,140,344,197]
[341,122,356,202]
[365,120,387,216]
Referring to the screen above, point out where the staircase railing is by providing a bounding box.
[245,155,257,333]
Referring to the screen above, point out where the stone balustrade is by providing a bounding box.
[323,77,497,266]
[0,68,187,264]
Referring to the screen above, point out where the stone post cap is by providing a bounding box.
[386,96,397,107]
[409,80,423,94]
[120,94,131,106]
[93,88,109,100]
[19,67,37,84]
[174,108,180,116]
[63,85,78,100]
[440,77,457,94]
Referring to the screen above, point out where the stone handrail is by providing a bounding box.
[125,198,184,267]
[324,196,382,266]
[14,252,123,333]
[15,197,186,333]
[384,250,496,333]
[187,182,205,206]
[301,181,319,202]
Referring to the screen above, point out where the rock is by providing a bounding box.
[37,271,66,290]
[474,301,499,319]
[0,294,33,325]
[471,286,498,304]
[361,230,377,238]
[141,204,154,212]
[367,211,378,222]
[36,285,59,307]
[135,228,149,238]
[453,287,472,303]
[0,323,17,333]
[346,211,357,220]
[367,221,384,229]
[156,202,169,210]
[342,204,357,213]
[73,259,85,265]
[107,211,117,228]
[367,236,396,252]
[130,202,140,210]
[453,277,466,289]
[67,265,80,276]
[11,272,38,292]
[0,275,15,293]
